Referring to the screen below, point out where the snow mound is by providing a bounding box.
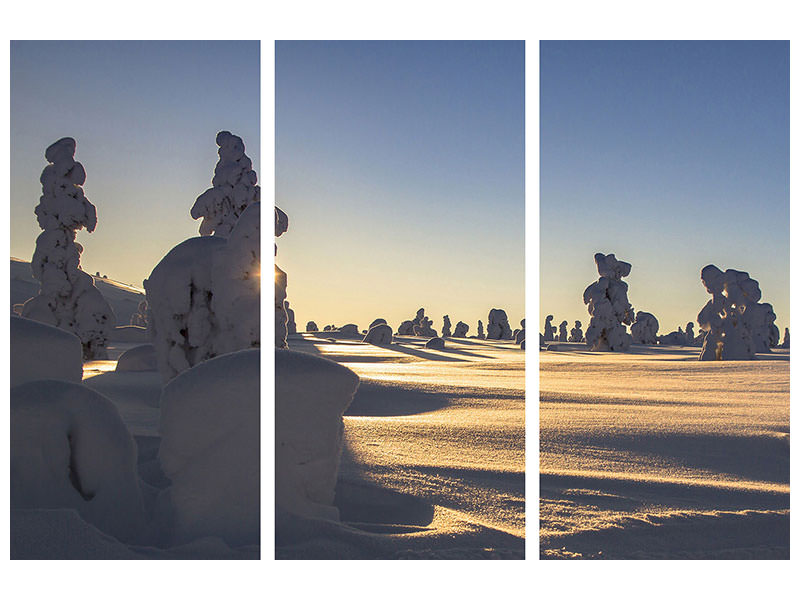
[11,380,146,542]
[631,311,659,345]
[276,350,359,521]
[338,324,360,337]
[145,236,227,381]
[158,349,260,547]
[306,321,318,332]
[425,337,445,349]
[115,344,157,372]
[363,323,393,345]
[487,308,513,340]
[10,316,82,388]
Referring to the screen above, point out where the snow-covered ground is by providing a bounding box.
[540,343,789,559]
[277,333,525,559]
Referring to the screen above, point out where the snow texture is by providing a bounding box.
[363,323,393,345]
[11,380,147,542]
[115,344,157,372]
[442,315,452,337]
[22,137,115,359]
[631,311,659,345]
[583,253,634,351]
[453,321,469,338]
[697,265,779,361]
[10,315,83,388]
[306,321,319,332]
[190,131,260,238]
[487,308,513,340]
[568,320,584,343]
[275,350,359,521]
[158,349,260,547]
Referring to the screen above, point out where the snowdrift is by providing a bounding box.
[10,315,83,387]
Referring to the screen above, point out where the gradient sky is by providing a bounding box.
[541,41,789,336]
[10,40,259,289]
[276,41,525,332]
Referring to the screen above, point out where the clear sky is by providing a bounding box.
[540,41,789,336]
[276,41,525,332]
[10,40,260,289]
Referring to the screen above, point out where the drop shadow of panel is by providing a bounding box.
[344,379,451,416]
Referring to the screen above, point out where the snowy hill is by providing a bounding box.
[11,257,146,326]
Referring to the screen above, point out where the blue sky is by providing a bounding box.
[276,41,525,331]
[10,40,260,288]
[540,41,789,335]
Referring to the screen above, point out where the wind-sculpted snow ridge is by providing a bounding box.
[568,320,584,342]
[631,311,659,345]
[158,349,259,547]
[487,308,513,340]
[697,265,779,360]
[583,253,634,351]
[22,137,115,359]
[190,131,260,238]
[275,350,359,522]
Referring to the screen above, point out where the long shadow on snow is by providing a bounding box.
[544,430,789,485]
[345,379,452,416]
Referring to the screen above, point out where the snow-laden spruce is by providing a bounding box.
[129,300,148,327]
[276,350,359,521]
[306,321,318,332]
[542,315,556,342]
[697,265,780,360]
[191,131,260,238]
[285,301,297,335]
[442,315,452,337]
[115,344,157,372]
[425,337,445,349]
[275,206,289,348]
[22,137,115,359]
[515,319,526,345]
[583,253,635,351]
[487,308,513,340]
[568,320,584,342]
[780,328,790,349]
[558,320,568,342]
[631,311,659,345]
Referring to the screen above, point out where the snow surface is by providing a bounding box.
[276,333,524,559]
[540,343,789,559]
[157,349,260,548]
[115,344,157,372]
[11,380,147,543]
[10,315,83,387]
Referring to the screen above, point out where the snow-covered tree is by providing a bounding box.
[22,137,115,359]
